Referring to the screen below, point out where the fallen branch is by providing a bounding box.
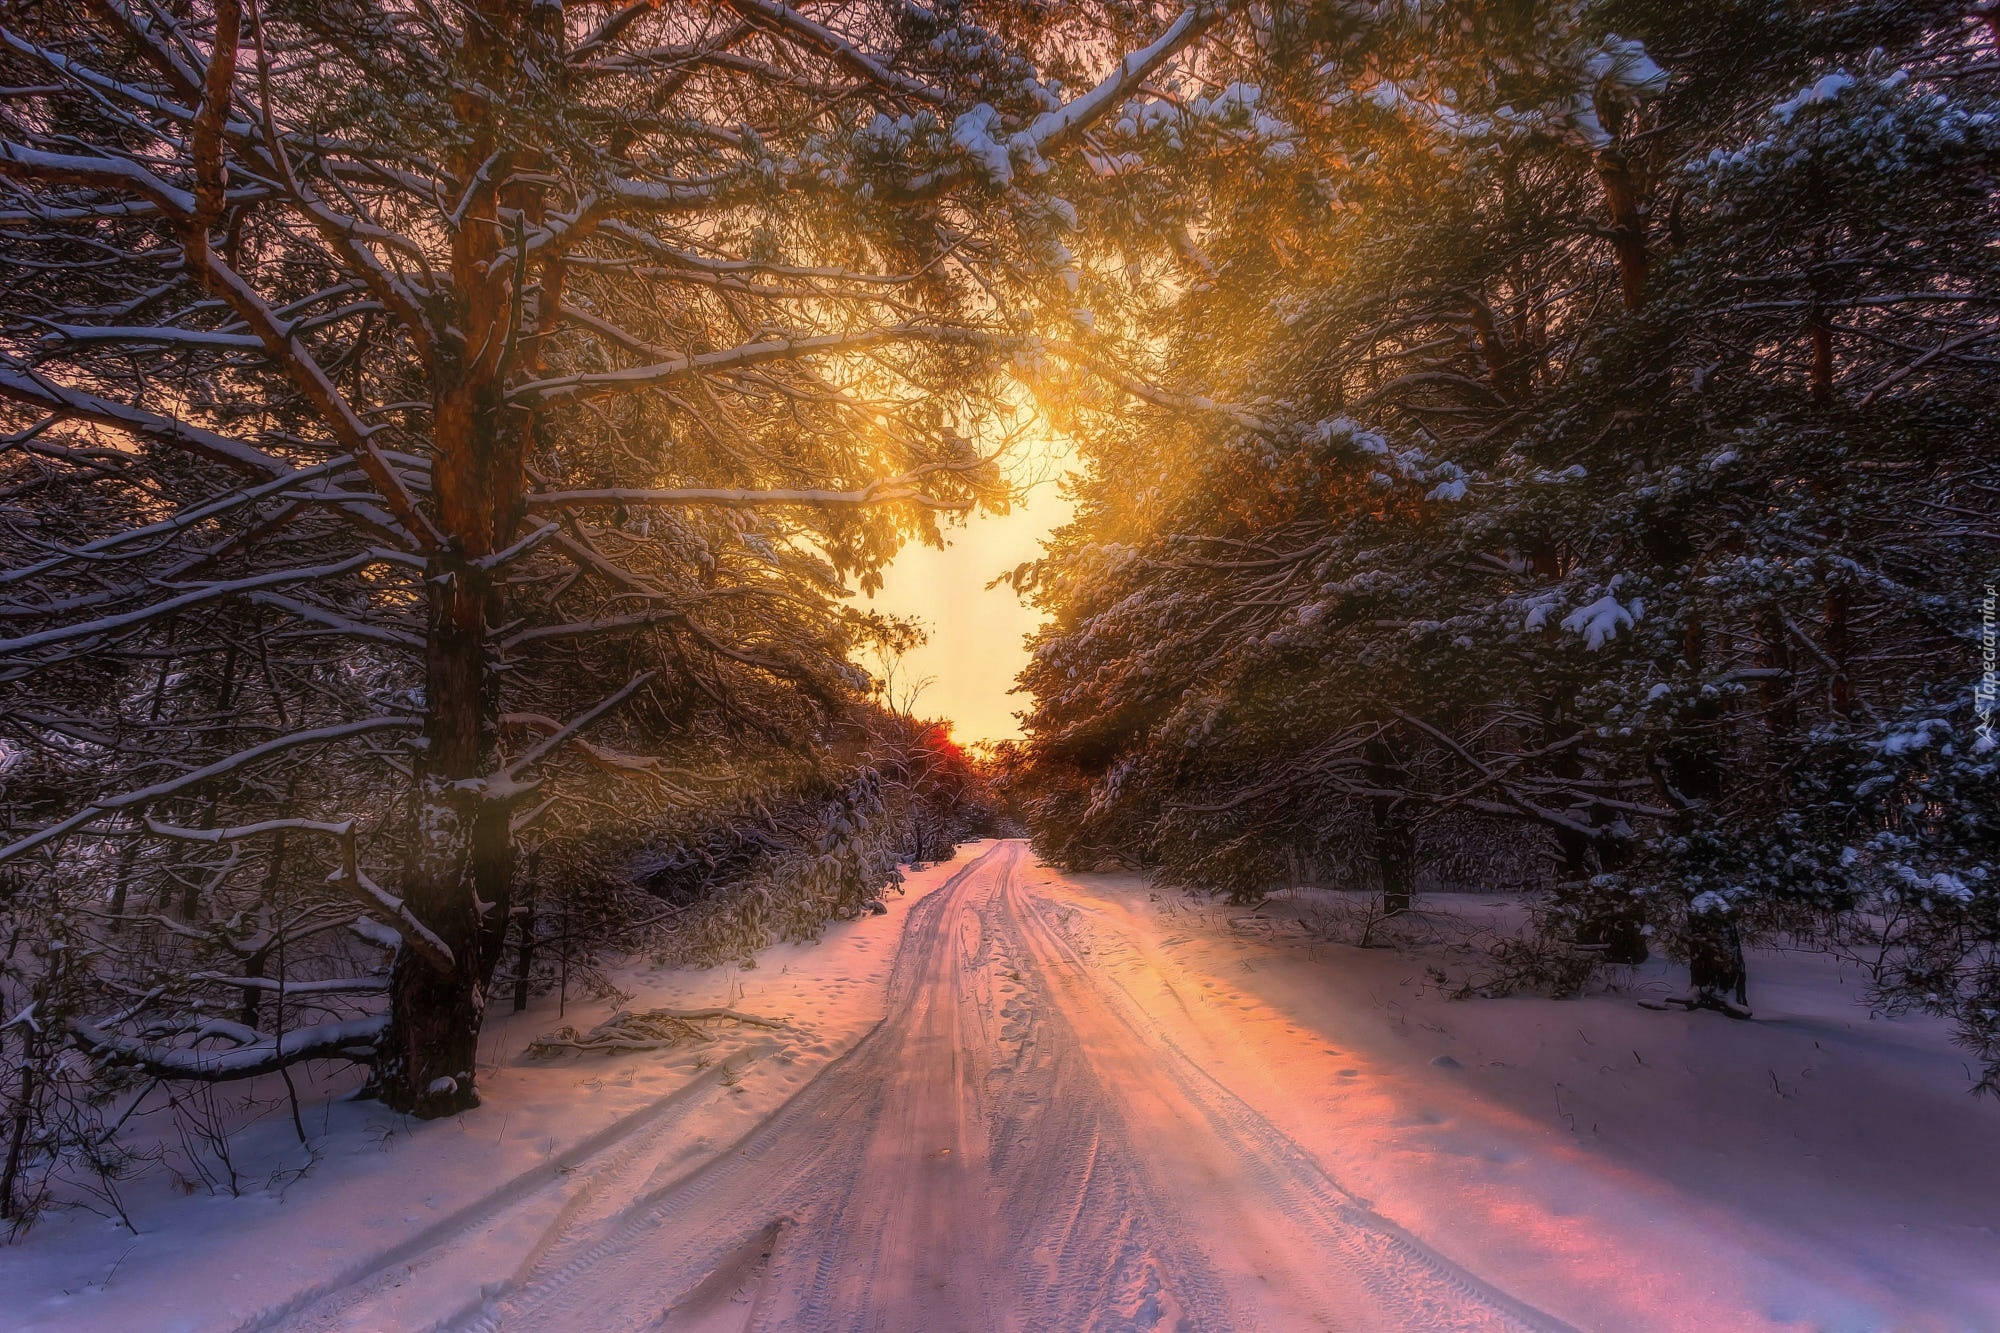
[526,1006,792,1058]
[70,1013,387,1082]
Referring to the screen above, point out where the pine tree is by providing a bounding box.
[1017,2,1998,1068]
[0,0,1218,1134]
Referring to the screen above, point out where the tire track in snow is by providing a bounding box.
[249,1043,776,1333]
[1006,878,1576,1332]
[453,845,1014,1333]
[284,841,1571,1332]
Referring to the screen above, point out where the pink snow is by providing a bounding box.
[1,841,1994,1331]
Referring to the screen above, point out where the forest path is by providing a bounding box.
[407,840,1566,1333]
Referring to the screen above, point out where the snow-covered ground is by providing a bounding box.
[0,849,983,1333]
[3,839,1995,1331]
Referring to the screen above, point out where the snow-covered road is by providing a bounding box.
[22,838,1991,1331]
[294,841,1562,1332]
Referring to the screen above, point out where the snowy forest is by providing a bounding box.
[0,0,1995,1330]
[1009,0,1998,1057]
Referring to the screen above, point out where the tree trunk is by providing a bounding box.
[1810,318,1834,401]
[512,855,538,1015]
[1760,605,1797,735]
[107,834,139,931]
[372,159,529,1108]
[1375,821,1413,917]
[241,814,291,1030]
[1687,907,1749,1015]
[474,794,516,995]
[1364,735,1413,916]
[1,1053,33,1224]
[376,556,493,1118]
[1824,587,1855,718]
[1595,146,1649,311]
[1,959,51,1223]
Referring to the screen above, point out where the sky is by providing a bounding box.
[863,470,1073,745]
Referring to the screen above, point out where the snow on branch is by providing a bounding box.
[0,124,441,545]
[524,480,972,513]
[0,366,409,544]
[571,1,658,62]
[328,859,455,975]
[146,812,456,973]
[498,671,658,785]
[499,607,691,649]
[0,456,362,588]
[1017,4,1219,162]
[181,249,444,549]
[0,368,292,481]
[1560,593,1641,650]
[30,323,264,350]
[500,712,670,777]
[508,325,1000,404]
[90,0,204,102]
[242,591,427,647]
[145,814,359,844]
[937,3,1219,190]
[70,1013,387,1082]
[186,973,389,996]
[603,175,753,210]
[0,141,197,217]
[1037,339,1277,434]
[716,0,948,106]
[0,550,422,657]
[0,717,424,864]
